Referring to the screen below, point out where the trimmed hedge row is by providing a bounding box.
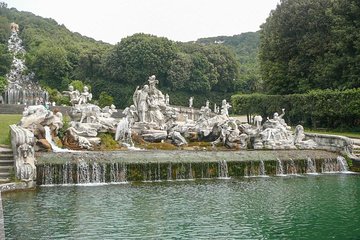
[231,89,360,129]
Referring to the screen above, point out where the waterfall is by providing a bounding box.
[176,163,186,180]
[287,159,298,175]
[188,163,193,180]
[62,162,74,185]
[306,157,317,174]
[337,156,350,173]
[321,157,351,173]
[167,162,172,181]
[259,160,267,176]
[276,159,285,176]
[42,164,53,185]
[5,29,48,105]
[218,160,229,179]
[44,126,71,152]
[77,160,90,184]
[110,162,127,183]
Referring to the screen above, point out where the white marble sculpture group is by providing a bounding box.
[7,23,320,183]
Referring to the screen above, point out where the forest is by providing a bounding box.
[1,0,360,129]
[0,2,253,108]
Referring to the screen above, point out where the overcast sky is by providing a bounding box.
[5,0,280,44]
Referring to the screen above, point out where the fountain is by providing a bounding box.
[3,23,48,105]
[306,157,317,174]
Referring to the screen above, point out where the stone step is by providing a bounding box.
[0,150,13,154]
[0,159,14,166]
[0,172,11,178]
[0,153,13,159]
[0,166,13,173]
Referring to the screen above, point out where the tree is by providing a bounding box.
[103,33,177,86]
[0,76,7,92]
[259,0,334,94]
[98,91,114,108]
[0,43,11,76]
[167,53,192,91]
[28,44,71,89]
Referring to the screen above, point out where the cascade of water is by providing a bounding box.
[276,158,285,176]
[42,164,53,185]
[218,160,229,179]
[176,163,186,180]
[91,162,101,183]
[110,162,127,183]
[77,160,90,184]
[62,162,74,184]
[5,30,48,105]
[188,163,193,180]
[322,158,338,173]
[44,126,71,152]
[337,156,350,172]
[167,162,172,181]
[306,157,317,174]
[259,160,266,176]
[287,159,297,175]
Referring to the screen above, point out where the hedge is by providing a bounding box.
[231,88,360,130]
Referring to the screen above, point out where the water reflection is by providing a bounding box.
[3,175,360,239]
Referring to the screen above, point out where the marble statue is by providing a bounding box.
[165,94,170,106]
[10,22,19,32]
[293,125,318,149]
[78,86,92,105]
[5,23,49,105]
[221,99,231,117]
[62,85,80,106]
[133,85,150,122]
[254,115,263,129]
[10,124,36,181]
[189,97,193,108]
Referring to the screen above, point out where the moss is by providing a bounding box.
[99,133,120,151]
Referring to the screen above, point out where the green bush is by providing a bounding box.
[231,88,360,130]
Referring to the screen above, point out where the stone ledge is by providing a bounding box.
[0,181,35,193]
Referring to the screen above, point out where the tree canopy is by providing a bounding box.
[259,0,360,94]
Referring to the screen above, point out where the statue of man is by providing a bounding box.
[135,85,150,122]
[165,94,170,106]
[189,97,193,108]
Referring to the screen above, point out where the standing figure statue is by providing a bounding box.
[165,94,170,106]
[78,86,92,105]
[63,85,80,106]
[189,97,193,108]
[221,99,231,118]
[133,85,150,122]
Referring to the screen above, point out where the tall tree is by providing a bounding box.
[103,33,177,86]
[259,0,334,94]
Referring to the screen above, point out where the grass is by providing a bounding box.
[305,128,360,139]
[0,114,22,146]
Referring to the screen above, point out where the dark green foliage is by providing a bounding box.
[197,32,261,93]
[0,43,11,76]
[103,33,177,87]
[231,89,360,129]
[259,0,360,94]
[0,75,7,92]
[0,5,242,108]
[98,92,114,108]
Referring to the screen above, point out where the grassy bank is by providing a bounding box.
[0,114,22,146]
[305,128,360,139]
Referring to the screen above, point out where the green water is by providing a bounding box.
[3,174,360,239]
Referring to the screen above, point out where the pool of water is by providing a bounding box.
[3,174,360,239]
